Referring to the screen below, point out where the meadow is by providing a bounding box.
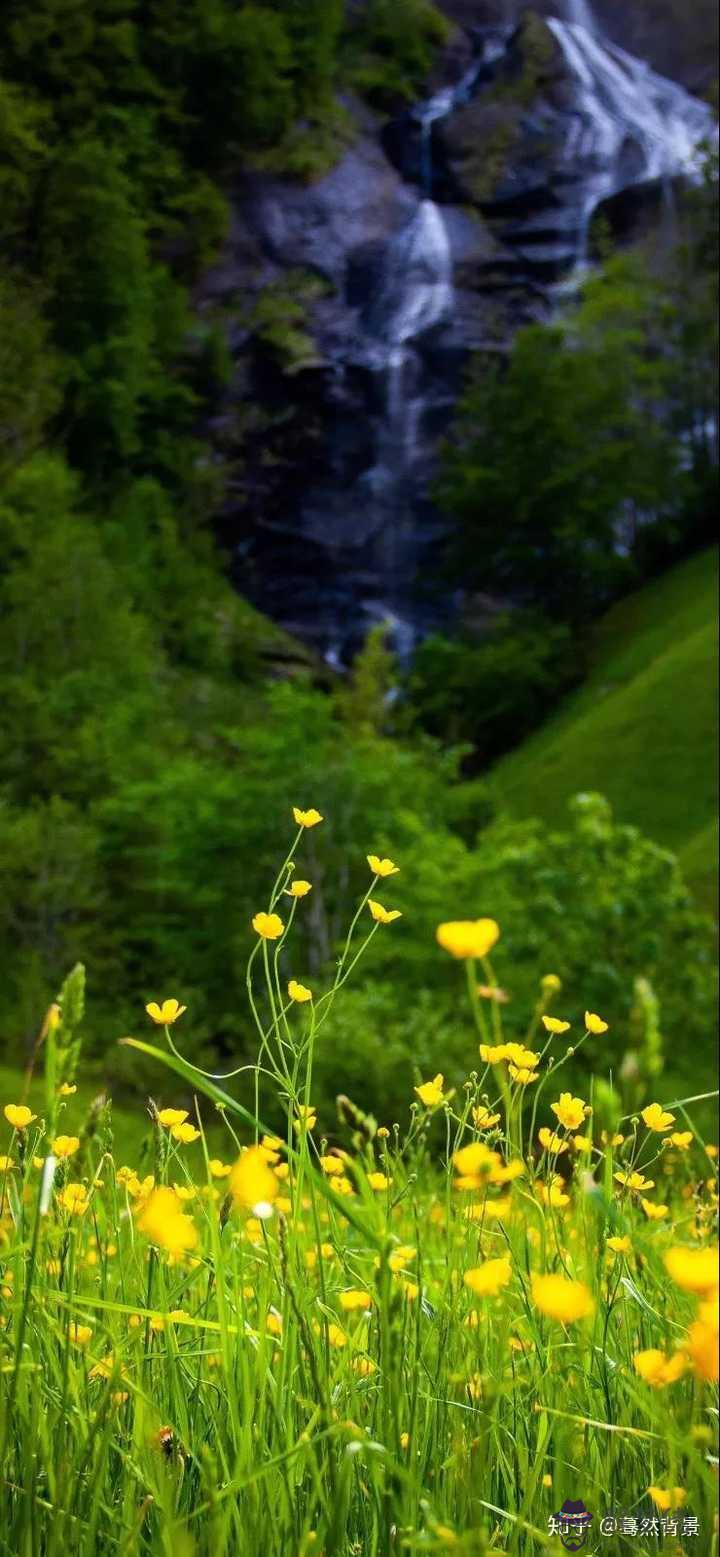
[1,812,717,1556]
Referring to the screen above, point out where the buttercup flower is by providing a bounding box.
[641,1198,668,1220]
[633,1349,687,1387]
[58,1083,77,1096]
[368,899,402,925]
[607,1235,631,1254]
[293,808,323,828]
[52,1135,80,1159]
[584,1012,608,1034]
[138,1187,198,1254]
[3,1104,36,1130]
[287,879,312,898]
[664,1245,719,1294]
[453,1142,501,1179]
[230,1148,279,1216]
[339,1289,372,1312]
[68,1323,93,1346]
[551,1094,588,1132]
[614,1170,654,1193]
[647,1488,686,1512]
[436,919,499,960]
[146,998,186,1025]
[472,1106,501,1130]
[538,1127,568,1155]
[288,979,312,1003]
[252,912,284,940]
[157,1108,188,1128]
[641,1103,676,1132]
[367,854,400,877]
[170,1123,201,1144]
[687,1313,719,1381]
[542,1016,570,1034]
[59,1182,90,1215]
[415,1074,447,1108]
[464,1258,512,1298]
[531,1274,594,1323]
[668,1131,693,1150]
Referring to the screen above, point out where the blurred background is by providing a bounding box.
[0,0,717,1140]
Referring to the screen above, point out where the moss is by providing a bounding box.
[250,271,332,375]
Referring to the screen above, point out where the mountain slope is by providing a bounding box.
[489,547,719,909]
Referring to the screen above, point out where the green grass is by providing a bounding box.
[489,548,719,910]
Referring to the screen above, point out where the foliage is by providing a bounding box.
[343,0,451,107]
[489,547,719,911]
[0,827,717,1553]
[439,245,717,623]
[404,611,580,766]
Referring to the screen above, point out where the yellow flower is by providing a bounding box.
[367,854,399,877]
[69,1322,93,1346]
[531,1274,594,1323]
[508,1065,538,1085]
[541,1016,570,1034]
[504,1044,540,1068]
[664,1245,719,1294]
[480,1043,508,1064]
[453,1142,499,1178]
[641,1198,668,1220]
[633,1348,687,1387]
[145,998,186,1025]
[208,1158,232,1179]
[319,1154,344,1176]
[58,1083,77,1096]
[252,911,284,940]
[294,1105,317,1133]
[415,1074,447,1108]
[288,979,312,1003]
[614,1170,654,1193]
[287,879,312,897]
[367,1172,390,1191]
[368,899,402,925]
[472,1106,501,1130]
[59,1182,90,1215]
[436,919,499,960]
[138,1187,198,1254]
[572,1135,592,1153]
[491,1159,524,1184]
[641,1102,676,1132]
[171,1123,200,1144]
[537,1179,570,1208]
[584,1011,608,1034]
[687,1315,719,1381]
[326,1323,346,1348]
[669,1131,693,1149]
[157,1108,188,1127]
[607,1235,631,1254]
[541,974,562,993]
[550,1093,588,1132]
[229,1147,279,1215]
[647,1488,686,1512]
[292,807,323,828]
[339,1289,372,1312]
[538,1127,568,1155]
[266,1311,282,1336]
[464,1257,512,1298]
[352,1356,376,1376]
[3,1104,36,1130]
[52,1135,80,1159]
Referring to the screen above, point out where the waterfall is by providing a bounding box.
[546,16,714,263]
[565,0,596,34]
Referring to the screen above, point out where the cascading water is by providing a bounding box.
[545,12,713,265]
[231,3,716,662]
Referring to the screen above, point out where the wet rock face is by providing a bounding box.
[204,5,714,662]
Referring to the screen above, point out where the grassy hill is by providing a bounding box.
[489,547,719,911]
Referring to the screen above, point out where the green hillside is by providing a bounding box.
[489,547,719,909]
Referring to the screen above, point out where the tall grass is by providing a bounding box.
[0,813,717,1555]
